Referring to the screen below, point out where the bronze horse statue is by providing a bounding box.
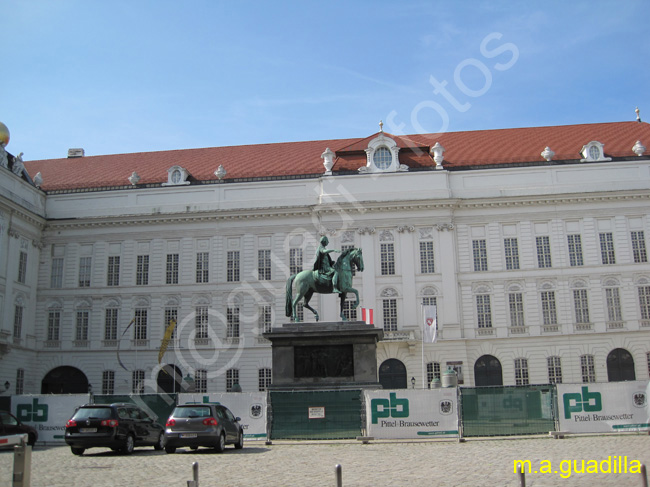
[285,247,364,322]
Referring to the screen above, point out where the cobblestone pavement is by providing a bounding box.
[1,435,649,487]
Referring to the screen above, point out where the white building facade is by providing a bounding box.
[1,121,649,394]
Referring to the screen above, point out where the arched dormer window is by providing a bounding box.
[163,165,190,186]
[580,141,611,162]
[359,134,406,174]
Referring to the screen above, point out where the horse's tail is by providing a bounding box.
[285,274,297,317]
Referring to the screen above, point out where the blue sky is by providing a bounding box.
[3,0,649,161]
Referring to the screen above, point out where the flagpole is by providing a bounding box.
[421,305,425,389]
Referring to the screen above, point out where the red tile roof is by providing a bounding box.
[22,121,650,192]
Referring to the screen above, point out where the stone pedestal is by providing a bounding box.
[263,321,383,390]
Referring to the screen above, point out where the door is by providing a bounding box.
[378,359,407,389]
[607,348,636,382]
[474,355,503,386]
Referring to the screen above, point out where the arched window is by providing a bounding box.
[607,348,636,382]
[41,366,89,394]
[378,358,407,389]
[474,355,502,386]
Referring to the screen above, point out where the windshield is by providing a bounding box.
[173,406,212,418]
[73,407,112,420]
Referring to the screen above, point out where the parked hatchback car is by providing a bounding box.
[0,410,38,446]
[65,403,164,455]
[164,403,243,453]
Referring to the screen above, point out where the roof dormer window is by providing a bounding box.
[580,141,611,162]
[163,165,190,186]
[359,134,407,174]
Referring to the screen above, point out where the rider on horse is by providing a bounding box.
[313,236,341,293]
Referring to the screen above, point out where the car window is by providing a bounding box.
[128,408,140,420]
[73,408,112,420]
[223,408,236,421]
[214,407,225,419]
[0,411,18,425]
[117,408,130,419]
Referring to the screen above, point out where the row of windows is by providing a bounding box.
[472,231,647,272]
[101,368,273,395]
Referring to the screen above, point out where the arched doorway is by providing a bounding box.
[157,364,183,393]
[378,358,407,389]
[607,348,636,382]
[474,355,503,386]
[41,366,89,394]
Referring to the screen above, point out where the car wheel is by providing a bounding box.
[121,434,135,455]
[234,430,244,450]
[154,433,165,451]
[71,447,85,456]
[165,445,176,454]
[214,432,225,453]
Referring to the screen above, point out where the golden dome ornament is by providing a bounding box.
[0,122,9,147]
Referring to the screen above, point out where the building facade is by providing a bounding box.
[1,120,649,394]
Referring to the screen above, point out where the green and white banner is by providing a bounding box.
[12,395,90,444]
[557,381,650,433]
[364,389,458,439]
[178,393,267,439]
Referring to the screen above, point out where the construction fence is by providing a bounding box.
[5,380,649,444]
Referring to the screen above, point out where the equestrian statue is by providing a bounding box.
[285,236,364,322]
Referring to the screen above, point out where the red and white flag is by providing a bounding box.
[361,308,374,325]
[423,305,437,343]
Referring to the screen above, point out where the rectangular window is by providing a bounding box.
[631,231,648,263]
[289,248,303,275]
[227,307,240,338]
[132,370,145,394]
[422,296,437,307]
[51,258,64,288]
[296,303,304,322]
[134,309,148,340]
[476,294,492,328]
[76,310,89,341]
[107,256,120,286]
[15,369,24,395]
[419,241,435,273]
[13,305,23,338]
[79,256,92,287]
[514,358,529,386]
[196,252,209,283]
[166,253,179,284]
[226,369,239,392]
[380,243,395,275]
[342,297,358,321]
[547,356,562,384]
[195,306,209,339]
[573,289,590,324]
[102,370,115,395]
[195,369,207,393]
[136,255,149,286]
[104,308,118,340]
[536,236,552,268]
[504,238,520,270]
[258,249,271,280]
[164,308,178,339]
[382,299,398,331]
[567,234,584,266]
[599,232,616,264]
[227,251,240,282]
[426,362,441,387]
[259,305,272,334]
[639,286,650,320]
[47,311,61,341]
[605,287,622,322]
[258,368,272,391]
[472,239,488,272]
[508,293,525,327]
[17,251,27,283]
[541,291,557,325]
[580,355,596,383]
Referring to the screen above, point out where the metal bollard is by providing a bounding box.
[517,464,525,487]
[13,443,32,487]
[335,464,342,487]
[187,461,199,487]
[641,464,648,487]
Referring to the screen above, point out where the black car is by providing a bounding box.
[164,403,243,453]
[0,410,38,446]
[64,403,164,455]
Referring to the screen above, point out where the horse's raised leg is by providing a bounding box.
[349,287,360,309]
[302,289,319,322]
[339,292,348,321]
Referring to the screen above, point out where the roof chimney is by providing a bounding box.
[67,148,85,158]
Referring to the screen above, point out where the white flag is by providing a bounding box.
[423,305,437,343]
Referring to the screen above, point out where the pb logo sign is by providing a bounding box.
[563,386,602,419]
[370,392,409,424]
[17,398,49,422]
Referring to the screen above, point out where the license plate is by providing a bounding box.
[179,433,197,438]
[79,428,97,433]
